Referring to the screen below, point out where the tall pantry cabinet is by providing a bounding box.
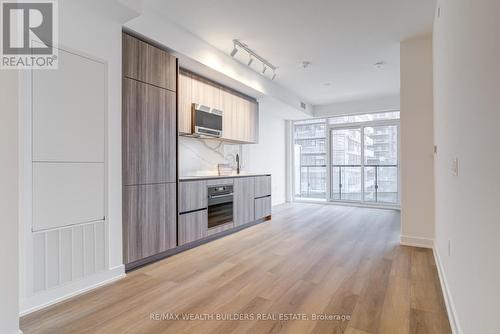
[122,33,178,269]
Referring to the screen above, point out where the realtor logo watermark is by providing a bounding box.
[1,0,58,69]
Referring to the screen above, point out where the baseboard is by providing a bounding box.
[400,235,434,248]
[433,243,461,334]
[19,265,125,316]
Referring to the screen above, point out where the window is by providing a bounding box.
[293,111,400,205]
[293,119,326,199]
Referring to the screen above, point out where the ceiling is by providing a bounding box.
[144,0,436,106]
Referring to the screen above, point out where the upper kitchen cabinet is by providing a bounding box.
[178,71,192,134]
[123,33,176,92]
[178,69,259,143]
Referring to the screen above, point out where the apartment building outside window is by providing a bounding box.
[293,111,400,206]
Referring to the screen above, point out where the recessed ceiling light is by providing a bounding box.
[374,61,385,69]
[323,82,332,87]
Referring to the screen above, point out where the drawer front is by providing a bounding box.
[206,178,234,186]
[254,176,271,198]
[255,196,271,220]
[179,209,207,245]
[179,180,207,213]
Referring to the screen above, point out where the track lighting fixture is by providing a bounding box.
[231,39,278,80]
[230,45,238,57]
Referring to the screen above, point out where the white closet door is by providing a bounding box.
[33,163,105,231]
[32,47,106,162]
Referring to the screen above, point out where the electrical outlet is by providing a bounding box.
[448,239,451,256]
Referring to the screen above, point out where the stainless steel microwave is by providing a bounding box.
[191,103,223,137]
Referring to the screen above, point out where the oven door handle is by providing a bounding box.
[209,193,234,199]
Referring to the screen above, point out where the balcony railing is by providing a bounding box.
[296,164,398,204]
[332,164,397,203]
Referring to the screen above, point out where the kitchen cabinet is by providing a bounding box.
[178,69,259,143]
[255,196,272,220]
[254,176,271,198]
[122,32,178,269]
[234,177,255,226]
[179,209,207,245]
[122,78,176,186]
[178,71,192,134]
[123,33,176,91]
[179,180,207,213]
[123,183,177,264]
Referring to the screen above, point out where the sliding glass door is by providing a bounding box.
[330,124,399,205]
[293,111,400,206]
[331,127,362,201]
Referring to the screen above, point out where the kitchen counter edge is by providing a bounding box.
[179,174,271,181]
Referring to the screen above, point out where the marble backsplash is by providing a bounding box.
[178,136,244,177]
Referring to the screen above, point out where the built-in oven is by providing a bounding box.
[192,103,223,137]
[207,184,233,229]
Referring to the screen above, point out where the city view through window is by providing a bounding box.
[293,111,399,205]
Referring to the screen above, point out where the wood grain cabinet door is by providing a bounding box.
[178,71,192,134]
[123,183,176,264]
[234,177,255,226]
[179,180,208,213]
[123,78,176,185]
[123,33,176,91]
[255,196,271,220]
[254,176,271,198]
[178,209,208,245]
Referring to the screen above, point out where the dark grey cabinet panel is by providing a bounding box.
[255,196,271,220]
[179,209,207,245]
[254,175,271,198]
[123,183,176,264]
[179,180,207,213]
[122,78,176,186]
[234,177,255,226]
[123,33,176,91]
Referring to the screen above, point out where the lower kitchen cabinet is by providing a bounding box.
[255,196,272,220]
[254,175,271,198]
[179,209,208,245]
[123,183,176,264]
[234,177,255,226]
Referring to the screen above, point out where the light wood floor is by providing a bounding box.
[21,203,451,334]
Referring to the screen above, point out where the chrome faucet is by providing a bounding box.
[236,154,240,174]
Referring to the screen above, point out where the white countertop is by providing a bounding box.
[179,173,270,181]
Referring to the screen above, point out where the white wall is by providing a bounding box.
[0,71,20,333]
[243,98,287,206]
[400,35,435,247]
[18,0,137,314]
[433,1,500,333]
[179,97,287,206]
[313,94,400,118]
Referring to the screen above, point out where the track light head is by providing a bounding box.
[262,65,267,74]
[272,72,277,80]
[247,56,254,66]
[230,46,238,57]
